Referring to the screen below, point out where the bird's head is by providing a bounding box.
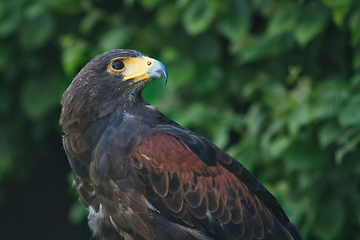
[60,49,168,131]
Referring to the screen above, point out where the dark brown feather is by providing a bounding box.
[60,49,302,240]
[129,133,296,239]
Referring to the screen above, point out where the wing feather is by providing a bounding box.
[130,133,291,240]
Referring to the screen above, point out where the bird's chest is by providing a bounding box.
[88,112,151,178]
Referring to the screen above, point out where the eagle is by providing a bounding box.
[60,49,302,240]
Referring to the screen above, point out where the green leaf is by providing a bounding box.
[331,5,350,26]
[353,46,360,71]
[68,201,88,224]
[173,102,209,127]
[229,139,260,172]
[269,135,292,158]
[18,9,55,50]
[335,131,360,164]
[46,0,82,15]
[318,122,340,148]
[321,0,353,25]
[310,84,346,121]
[156,2,180,28]
[98,27,130,52]
[350,72,360,87]
[263,83,289,114]
[349,9,360,46]
[295,2,330,46]
[80,12,100,34]
[183,0,215,35]
[192,36,221,63]
[216,0,251,41]
[313,199,346,240]
[20,77,62,121]
[137,0,162,9]
[287,103,311,136]
[0,1,22,38]
[238,33,295,63]
[142,77,166,105]
[0,87,11,114]
[267,2,302,36]
[212,124,229,149]
[60,35,87,76]
[284,139,324,171]
[244,103,265,137]
[0,129,16,179]
[167,60,196,86]
[338,94,360,127]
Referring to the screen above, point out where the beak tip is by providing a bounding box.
[164,72,168,86]
[148,60,168,85]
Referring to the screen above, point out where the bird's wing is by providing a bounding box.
[86,113,213,240]
[126,125,297,240]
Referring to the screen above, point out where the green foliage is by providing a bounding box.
[1,0,360,239]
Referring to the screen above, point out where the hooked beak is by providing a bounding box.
[121,57,168,85]
[147,60,168,85]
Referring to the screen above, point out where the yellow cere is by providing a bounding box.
[107,56,155,82]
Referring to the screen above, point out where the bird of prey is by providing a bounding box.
[60,49,302,240]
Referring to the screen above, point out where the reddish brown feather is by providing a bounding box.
[130,133,274,239]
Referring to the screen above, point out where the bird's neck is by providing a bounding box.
[60,86,146,135]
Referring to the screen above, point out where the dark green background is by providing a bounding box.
[1,0,359,239]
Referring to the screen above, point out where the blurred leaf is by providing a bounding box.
[46,0,83,14]
[295,2,330,46]
[310,81,347,120]
[349,9,360,46]
[216,0,251,43]
[60,35,87,76]
[230,139,260,172]
[354,46,360,71]
[174,102,210,127]
[182,0,215,35]
[212,124,229,149]
[18,9,55,50]
[137,0,162,9]
[68,201,88,225]
[0,129,16,179]
[321,0,353,25]
[142,77,166,104]
[267,2,301,36]
[0,87,11,114]
[98,27,130,52]
[313,199,346,240]
[338,94,360,127]
[284,139,324,171]
[350,72,360,87]
[263,83,289,115]
[335,131,360,164]
[331,5,350,26]
[0,1,22,38]
[318,122,340,148]
[269,135,292,158]
[167,60,196,86]
[244,103,265,137]
[20,77,62,121]
[287,103,311,136]
[192,36,221,63]
[156,2,180,28]
[238,33,295,63]
[80,12,100,34]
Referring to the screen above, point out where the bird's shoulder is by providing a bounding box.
[71,106,300,240]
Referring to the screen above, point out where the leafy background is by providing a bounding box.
[0,0,359,239]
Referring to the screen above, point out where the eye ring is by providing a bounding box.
[111,59,126,71]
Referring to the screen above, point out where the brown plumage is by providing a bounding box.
[60,49,302,240]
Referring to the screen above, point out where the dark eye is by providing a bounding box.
[111,60,125,71]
